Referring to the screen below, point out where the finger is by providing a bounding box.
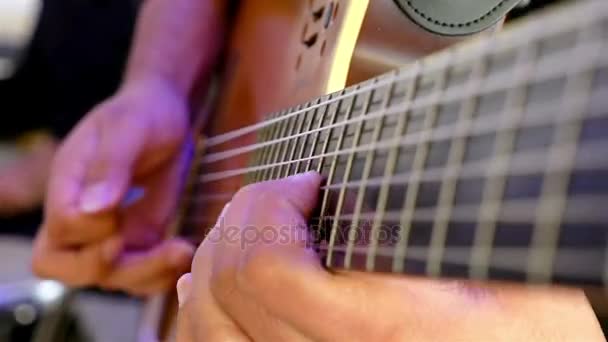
[185,227,251,342]
[44,119,121,246]
[120,139,193,250]
[211,172,419,340]
[99,238,194,296]
[31,228,122,286]
[78,106,150,214]
[206,172,326,340]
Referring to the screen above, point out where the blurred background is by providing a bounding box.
[1,0,142,340]
[0,0,597,341]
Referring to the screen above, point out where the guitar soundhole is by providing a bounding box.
[296,0,340,73]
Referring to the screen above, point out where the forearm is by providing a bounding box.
[123,0,226,98]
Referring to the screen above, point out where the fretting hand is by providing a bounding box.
[176,172,603,341]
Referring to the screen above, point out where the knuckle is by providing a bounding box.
[31,252,51,279]
[46,212,80,242]
[237,248,282,296]
[209,267,238,306]
[233,183,263,203]
[234,183,280,205]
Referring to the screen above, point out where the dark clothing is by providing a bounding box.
[0,0,139,140]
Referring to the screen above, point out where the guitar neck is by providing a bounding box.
[198,0,608,287]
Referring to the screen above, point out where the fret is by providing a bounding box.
[252,122,275,183]
[293,102,319,174]
[344,77,397,269]
[527,26,602,282]
[326,85,375,268]
[282,105,306,177]
[392,56,451,273]
[315,92,342,173]
[251,117,268,182]
[275,105,300,177]
[266,110,291,180]
[426,45,491,277]
[469,42,539,279]
[304,102,329,172]
[256,112,281,182]
[318,90,357,266]
[366,67,420,271]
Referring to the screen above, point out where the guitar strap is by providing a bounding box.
[393,0,524,35]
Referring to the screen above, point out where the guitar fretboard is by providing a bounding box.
[196,0,608,286]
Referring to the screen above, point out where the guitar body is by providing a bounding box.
[138,0,608,340]
[138,1,466,339]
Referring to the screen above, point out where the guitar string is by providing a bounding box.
[189,136,608,209]
[195,87,608,184]
[314,245,601,277]
[200,41,606,165]
[186,193,608,225]
[202,0,608,148]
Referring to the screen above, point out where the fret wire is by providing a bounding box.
[469,40,538,279]
[317,88,358,266]
[267,110,291,180]
[527,26,601,282]
[304,102,330,172]
[293,102,318,174]
[427,44,491,277]
[344,76,397,268]
[202,42,608,166]
[275,105,300,177]
[250,123,271,183]
[283,105,307,177]
[366,68,419,271]
[204,1,608,149]
[393,55,451,273]
[201,93,607,185]
[315,92,342,173]
[308,92,343,250]
[256,112,281,182]
[249,122,263,183]
[326,85,376,268]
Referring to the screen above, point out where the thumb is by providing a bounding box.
[259,171,323,218]
[275,171,323,217]
[78,113,149,214]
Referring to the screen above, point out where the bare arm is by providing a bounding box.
[32,0,228,295]
[123,0,226,100]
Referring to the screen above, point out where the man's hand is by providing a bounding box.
[32,79,194,296]
[30,0,224,296]
[176,172,604,341]
[0,136,55,216]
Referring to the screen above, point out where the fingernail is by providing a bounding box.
[176,273,192,307]
[102,237,123,262]
[80,182,114,213]
[288,171,319,184]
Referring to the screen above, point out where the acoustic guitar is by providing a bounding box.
[138,0,608,340]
